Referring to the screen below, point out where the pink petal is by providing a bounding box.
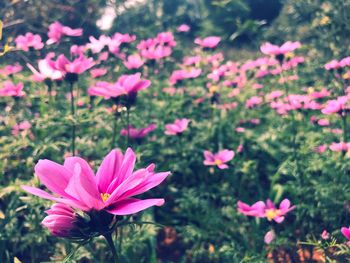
[106,198,165,215]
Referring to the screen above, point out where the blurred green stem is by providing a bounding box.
[126,107,130,147]
[69,82,76,155]
[103,233,119,263]
[342,113,347,142]
[112,112,118,148]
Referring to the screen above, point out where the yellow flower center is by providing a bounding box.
[214,159,223,165]
[101,193,110,202]
[265,209,280,221]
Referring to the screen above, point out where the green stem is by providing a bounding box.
[126,107,130,147]
[112,112,118,149]
[342,113,347,142]
[103,233,119,263]
[69,82,76,155]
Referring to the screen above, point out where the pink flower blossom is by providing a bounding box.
[314,145,327,154]
[27,53,63,82]
[12,121,31,136]
[322,96,349,115]
[321,230,330,240]
[0,81,25,97]
[317,119,330,126]
[341,226,350,245]
[47,22,83,45]
[246,96,263,108]
[123,54,145,70]
[260,41,301,56]
[42,203,76,237]
[0,64,23,76]
[165,118,190,135]
[203,150,234,169]
[90,68,108,78]
[238,199,295,223]
[15,33,44,51]
[235,127,245,133]
[324,59,341,70]
[55,54,95,75]
[120,124,157,139]
[169,68,202,85]
[22,148,170,215]
[177,24,190,32]
[194,36,221,49]
[329,142,350,152]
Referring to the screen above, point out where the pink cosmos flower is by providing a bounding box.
[114,73,151,96]
[42,203,76,237]
[0,81,25,97]
[324,59,341,71]
[177,24,190,32]
[90,68,108,78]
[317,119,330,126]
[12,121,31,136]
[183,56,201,66]
[321,230,330,240]
[235,127,245,133]
[169,68,202,85]
[238,199,295,223]
[194,36,221,49]
[264,230,275,244]
[86,35,110,53]
[260,41,301,56]
[47,22,83,45]
[246,96,263,108]
[123,54,145,70]
[0,64,23,76]
[341,226,350,245]
[329,142,350,152]
[314,145,327,154]
[27,53,63,82]
[120,124,157,139]
[22,148,170,215]
[15,33,44,51]
[203,150,234,169]
[165,118,190,135]
[55,54,95,75]
[322,96,350,115]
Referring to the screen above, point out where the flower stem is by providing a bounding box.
[103,233,119,263]
[69,82,76,155]
[126,107,130,147]
[112,112,118,149]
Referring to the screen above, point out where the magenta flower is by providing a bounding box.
[90,68,108,78]
[42,203,76,237]
[321,230,330,240]
[260,41,301,56]
[341,226,350,245]
[238,199,295,223]
[88,81,115,99]
[324,59,341,71]
[203,150,234,169]
[0,81,25,97]
[194,36,221,49]
[123,54,145,70]
[12,121,31,136]
[55,54,95,77]
[165,118,190,135]
[169,68,202,85]
[47,21,83,45]
[264,230,275,244]
[15,32,44,52]
[177,24,190,32]
[22,148,170,215]
[0,64,23,76]
[246,96,263,108]
[322,96,349,115]
[120,124,157,139]
[329,142,350,152]
[27,53,63,82]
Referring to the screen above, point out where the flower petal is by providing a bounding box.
[106,198,165,215]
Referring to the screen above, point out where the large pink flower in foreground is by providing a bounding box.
[22,148,170,215]
[203,150,235,169]
[238,199,295,223]
[165,118,190,135]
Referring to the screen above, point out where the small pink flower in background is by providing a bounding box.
[194,36,221,49]
[260,41,301,56]
[341,226,350,245]
[246,96,263,109]
[309,88,330,99]
[123,54,145,70]
[340,57,350,67]
[235,127,245,133]
[42,203,76,237]
[324,59,341,71]
[177,24,190,32]
[238,199,295,223]
[114,73,151,96]
[266,90,283,101]
[264,230,275,244]
[314,145,327,154]
[322,96,349,114]
[329,142,350,152]
[236,144,244,153]
[165,118,190,135]
[317,119,330,126]
[321,230,330,240]
[15,33,44,51]
[330,128,342,135]
[250,119,261,125]
[86,35,110,53]
[169,68,202,85]
[120,124,157,139]
[252,83,264,90]
[203,150,234,169]
[12,121,31,136]
[183,56,201,66]
[22,148,170,215]
[0,64,23,76]
[90,68,107,78]
[0,81,25,97]
[27,53,63,82]
[47,21,83,45]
